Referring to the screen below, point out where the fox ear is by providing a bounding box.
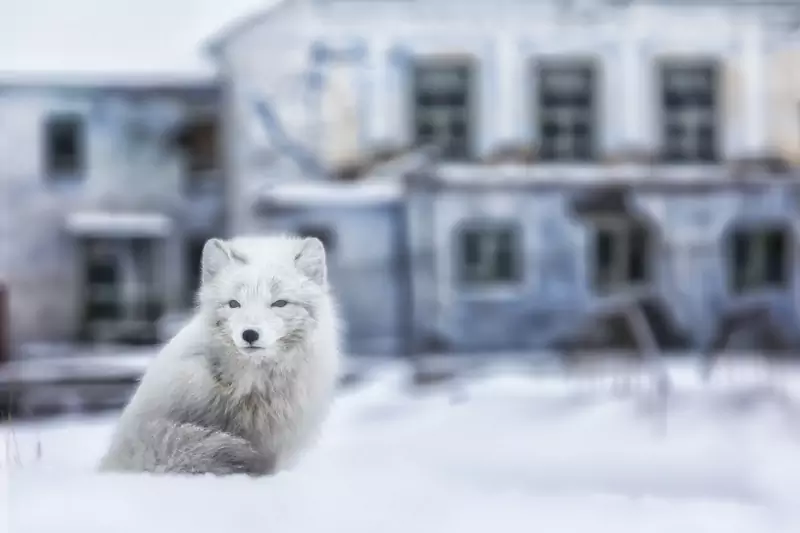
[295,237,326,286]
[201,238,246,285]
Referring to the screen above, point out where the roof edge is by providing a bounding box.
[203,0,294,60]
[0,70,221,91]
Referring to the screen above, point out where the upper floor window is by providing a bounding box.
[177,118,219,193]
[180,119,218,173]
[660,61,719,163]
[728,226,791,294]
[412,60,473,161]
[44,114,85,180]
[537,61,596,162]
[591,220,653,294]
[457,223,522,285]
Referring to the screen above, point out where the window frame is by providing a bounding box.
[455,221,524,287]
[43,113,86,181]
[726,224,793,295]
[410,56,476,161]
[658,59,720,164]
[589,217,656,295]
[535,58,599,162]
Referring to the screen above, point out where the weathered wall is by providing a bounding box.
[410,182,800,352]
[254,200,408,355]
[0,85,223,349]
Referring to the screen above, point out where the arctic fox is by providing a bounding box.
[99,235,342,476]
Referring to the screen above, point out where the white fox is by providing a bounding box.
[99,235,342,476]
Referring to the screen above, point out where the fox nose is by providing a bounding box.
[242,329,260,345]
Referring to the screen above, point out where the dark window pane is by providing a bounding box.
[537,63,595,161]
[458,226,520,284]
[179,119,218,174]
[462,230,481,268]
[594,228,616,288]
[413,62,471,160]
[417,122,435,138]
[628,226,649,283]
[83,240,121,322]
[660,63,718,163]
[495,230,516,281]
[87,261,117,285]
[764,229,787,285]
[697,125,717,162]
[45,115,85,177]
[731,230,750,292]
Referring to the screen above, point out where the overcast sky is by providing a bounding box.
[0,0,275,77]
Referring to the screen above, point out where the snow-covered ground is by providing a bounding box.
[2,359,800,533]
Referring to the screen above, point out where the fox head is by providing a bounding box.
[197,235,328,359]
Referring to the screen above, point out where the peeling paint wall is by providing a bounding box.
[220,1,791,194]
[407,184,800,352]
[0,86,222,349]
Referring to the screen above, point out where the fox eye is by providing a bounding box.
[271,299,288,308]
[227,300,241,309]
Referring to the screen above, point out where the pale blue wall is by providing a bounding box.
[256,202,410,356]
[404,183,800,354]
[0,84,224,347]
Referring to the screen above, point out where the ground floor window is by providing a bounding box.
[81,237,163,344]
[728,225,791,294]
[456,223,522,285]
[591,220,654,293]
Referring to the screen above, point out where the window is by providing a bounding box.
[660,62,719,162]
[537,61,596,161]
[457,225,522,285]
[178,119,219,193]
[729,226,791,293]
[297,225,336,254]
[592,222,653,293]
[179,119,218,173]
[412,61,473,160]
[81,238,162,344]
[83,239,121,327]
[44,114,85,178]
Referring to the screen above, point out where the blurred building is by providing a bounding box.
[2,0,800,360]
[210,0,800,356]
[0,79,223,348]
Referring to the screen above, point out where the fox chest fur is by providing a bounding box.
[170,360,312,463]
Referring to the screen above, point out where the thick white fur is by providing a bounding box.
[99,235,342,476]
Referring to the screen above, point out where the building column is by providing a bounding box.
[495,35,522,147]
[620,18,645,153]
[741,18,767,156]
[367,38,391,148]
[306,41,327,160]
[387,44,412,148]
[404,170,440,355]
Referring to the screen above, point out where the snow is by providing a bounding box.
[0,0,278,79]
[64,211,173,238]
[2,360,800,533]
[259,180,403,206]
